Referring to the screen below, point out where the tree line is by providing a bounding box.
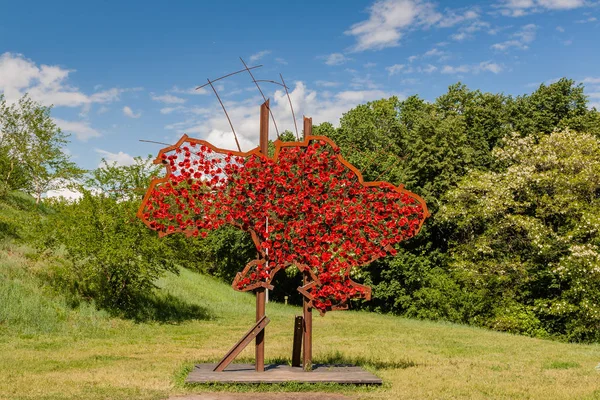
[1,79,599,341]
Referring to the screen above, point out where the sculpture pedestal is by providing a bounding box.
[186,363,382,385]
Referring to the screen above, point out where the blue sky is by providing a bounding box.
[1,0,599,182]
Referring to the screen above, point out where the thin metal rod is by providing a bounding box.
[302,270,313,371]
[139,139,172,146]
[207,78,241,152]
[196,65,263,90]
[255,79,289,89]
[239,57,281,138]
[281,74,299,141]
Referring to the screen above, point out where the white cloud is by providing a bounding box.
[171,86,208,95]
[364,62,377,68]
[159,105,211,115]
[46,187,83,201]
[441,65,471,74]
[492,23,537,50]
[386,64,407,76]
[345,0,483,51]
[160,106,185,114]
[582,77,600,84]
[275,57,288,65]
[95,149,136,167]
[151,93,186,104]
[496,0,586,16]
[323,53,351,66]
[538,0,585,9]
[451,32,469,41]
[345,0,442,51]
[53,118,101,141]
[556,25,565,32]
[441,61,503,74]
[408,47,450,63]
[249,50,271,62]
[419,64,438,73]
[0,52,133,110]
[437,9,479,28]
[451,20,492,41]
[575,16,597,23]
[316,81,341,87]
[123,106,141,118]
[477,61,503,73]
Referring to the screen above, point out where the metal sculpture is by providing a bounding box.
[137,65,429,374]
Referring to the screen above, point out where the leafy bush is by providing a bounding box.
[439,130,600,341]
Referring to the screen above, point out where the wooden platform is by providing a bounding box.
[186,363,382,385]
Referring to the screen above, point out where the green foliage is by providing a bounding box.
[37,159,180,313]
[42,191,179,312]
[87,155,161,201]
[4,78,600,343]
[0,243,111,336]
[439,130,600,341]
[0,95,84,203]
[316,79,600,342]
[507,78,600,138]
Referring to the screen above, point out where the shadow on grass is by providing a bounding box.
[126,292,214,324]
[315,350,419,370]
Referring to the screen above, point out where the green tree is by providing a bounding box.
[87,155,160,201]
[41,160,177,312]
[507,78,600,138]
[0,95,83,203]
[439,130,600,341]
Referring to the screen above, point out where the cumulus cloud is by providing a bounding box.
[316,81,342,87]
[496,0,586,16]
[46,187,83,201]
[323,53,351,66]
[492,24,537,51]
[170,86,208,96]
[0,52,134,111]
[123,106,141,118]
[151,93,186,104]
[441,61,503,74]
[386,64,407,76]
[345,0,480,51]
[53,118,101,141]
[249,50,271,62]
[95,149,136,167]
[345,0,441,51]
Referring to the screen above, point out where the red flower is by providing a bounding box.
[138,135,429,314]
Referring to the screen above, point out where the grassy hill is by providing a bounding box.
[1,237,600,400]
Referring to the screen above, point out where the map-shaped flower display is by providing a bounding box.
[138,135,429,314]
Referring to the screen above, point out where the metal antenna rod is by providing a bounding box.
[239,57,281,138]
[255,79,289,89]
[196,65,263,90]
[139,139,172,146]
[207,78,242,152]
[280,73,299,141]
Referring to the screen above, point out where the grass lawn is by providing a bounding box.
[1,245,600,400]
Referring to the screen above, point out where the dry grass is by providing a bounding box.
[1,251,600,400]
